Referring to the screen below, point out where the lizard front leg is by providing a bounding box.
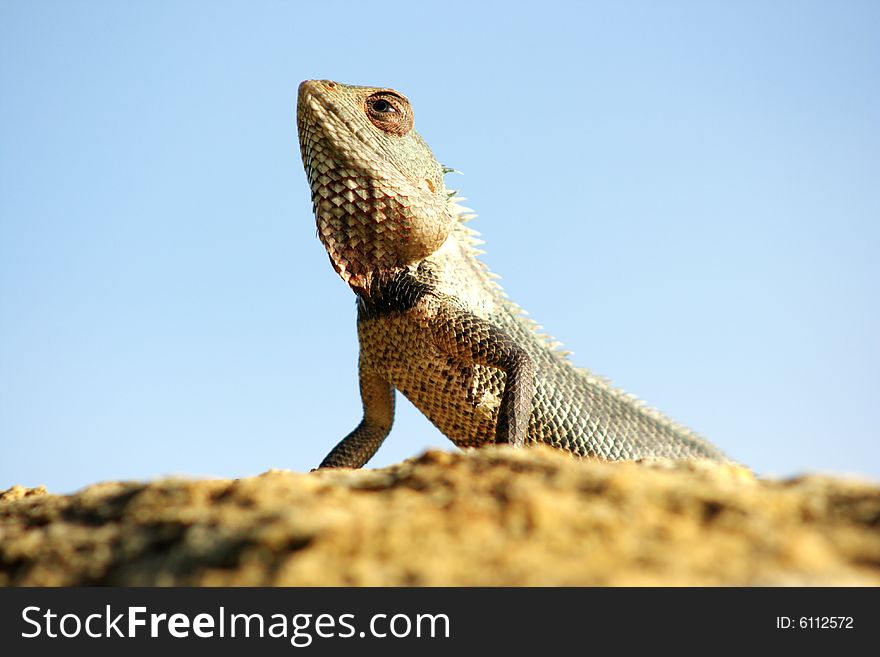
[317,360,395,469]
[431,310,536,447]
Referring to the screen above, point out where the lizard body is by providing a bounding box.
[297,79,728,468]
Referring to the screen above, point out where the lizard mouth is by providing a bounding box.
[297,80,405,177]
[297,81,360,195]
[298,81,364,159]
[296,79,336,123]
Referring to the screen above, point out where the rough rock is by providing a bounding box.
[1,446,878,586]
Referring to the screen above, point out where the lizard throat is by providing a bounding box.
[312,184,450,292]
[304,153,453,292]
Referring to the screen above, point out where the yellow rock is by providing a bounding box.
[1,446,878,586]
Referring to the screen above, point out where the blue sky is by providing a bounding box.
[1,1,878,492]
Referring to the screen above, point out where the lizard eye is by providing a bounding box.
[365,91,413,137]
[371,99,395,113]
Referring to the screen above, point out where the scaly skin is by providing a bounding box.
[297,79,728,468]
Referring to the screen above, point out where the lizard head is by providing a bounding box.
[297,80,453,293]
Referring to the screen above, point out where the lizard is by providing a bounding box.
[296,79,728,468]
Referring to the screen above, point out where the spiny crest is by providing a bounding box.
[442,173,704,441]
[443,174,573,362]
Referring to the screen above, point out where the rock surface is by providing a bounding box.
[1,446,879,586]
